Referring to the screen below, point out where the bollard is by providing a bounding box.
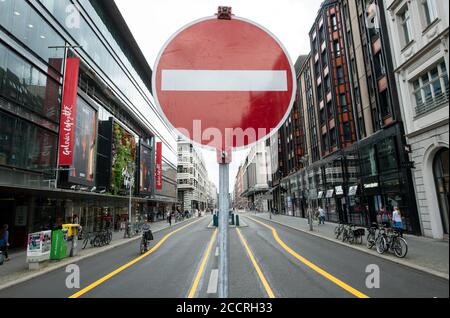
[213,214,218,227]
[231,213,235,225]
[235,215,240,227]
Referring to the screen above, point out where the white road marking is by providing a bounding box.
[161,70,288,91]
[207,269,219,294]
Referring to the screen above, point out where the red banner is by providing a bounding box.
[155,142,163,191]
[58,57,80,166]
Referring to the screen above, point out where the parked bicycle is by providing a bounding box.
[82,229,112,249]
[366,223,379,249]
[375,225,408,258]
[341,224,355,244]
[334,223,345,240]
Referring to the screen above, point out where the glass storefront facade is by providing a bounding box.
[280,127,420,234]
[0,0,178,248]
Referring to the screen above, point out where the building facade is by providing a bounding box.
[241,140,271,212]
[233,163,248,210]
[0,0,178,248]
[268,0,422,234]
[177,139,209,213]
[384,0,449,239]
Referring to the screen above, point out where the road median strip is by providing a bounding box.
[250,215,449,281]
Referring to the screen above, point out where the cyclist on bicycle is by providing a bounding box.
[142,219,152,241]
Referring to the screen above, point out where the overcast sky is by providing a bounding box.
[115,0,323,192]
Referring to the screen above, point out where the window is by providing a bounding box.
[360,145,377,176]
[330,128,337,146]
[343,121,352,141]
[337,66,344,84]
[331,14,338,31]
[0,110,57,173]
[377,137,398,172]
[422,0,437,26]
[322,51,327,67]
[321,133,328,152]
[340,94,348,112]
[324,75,331,92]
[334,40,341,56]
[0,43,61,122]
[327,101,333,119]
[379,89,392,118]
[412,62,449,116]
[399,7,413,46]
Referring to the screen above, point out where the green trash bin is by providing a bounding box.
[50,229,68,260]
[213,215,218,227]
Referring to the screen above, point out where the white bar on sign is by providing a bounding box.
[161,70,288,91]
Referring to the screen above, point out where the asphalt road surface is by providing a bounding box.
[0,215,448,298]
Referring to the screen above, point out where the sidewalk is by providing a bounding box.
[0,217,196,290]
[249,212,449,279]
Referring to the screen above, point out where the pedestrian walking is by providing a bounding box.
[167,211,172,226]
[318,207,326,225]
[0,224,10,262]
[378,206,391,227]
[392,207,404,236]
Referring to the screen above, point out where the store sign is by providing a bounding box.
[58,57,80,166]
[348,185,358,196]
[335,186,344,196]
[27,231,52,263]
[318,191,324,199]
[326,189,334,198]
[155,142,163,191]
[364,182,379,189]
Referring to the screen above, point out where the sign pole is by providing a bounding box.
[218,160,229,298]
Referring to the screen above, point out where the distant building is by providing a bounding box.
[177,139,209,212]
[241,140,271,212]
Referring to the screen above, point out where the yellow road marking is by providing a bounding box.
[247,216,369,299]
[187,229,218,298]
[236,228,275,298]
[69,218,202,298]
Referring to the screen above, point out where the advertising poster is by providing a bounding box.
[111,122,137,195]
[69,97,97,186]
[139,142,153,194]
[27,231,52,262]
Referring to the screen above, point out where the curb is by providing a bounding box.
[247,215,449,281]
[0,218,197,292]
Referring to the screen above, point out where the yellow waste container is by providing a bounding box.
[62,224,80,239]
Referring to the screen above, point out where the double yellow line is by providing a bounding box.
[247,216,369,299]
[69,218,202,298]
[236,228,275,298]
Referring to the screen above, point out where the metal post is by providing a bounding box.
[218,162,229,298]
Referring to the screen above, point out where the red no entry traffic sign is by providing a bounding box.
[153,16,296,150]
